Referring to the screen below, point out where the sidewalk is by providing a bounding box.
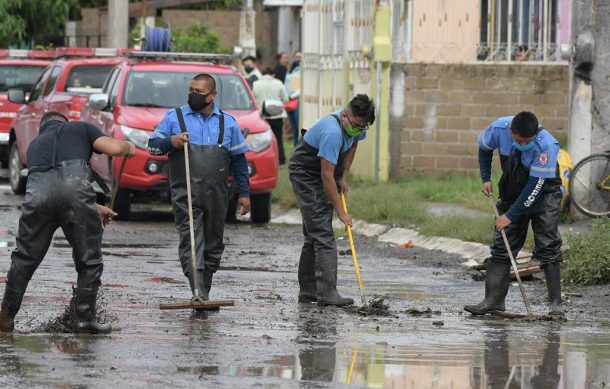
[271,203,593,268]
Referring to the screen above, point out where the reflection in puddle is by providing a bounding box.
[178,331,610,388]
[366,281,444,300]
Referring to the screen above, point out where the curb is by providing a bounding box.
[270,205,503,267]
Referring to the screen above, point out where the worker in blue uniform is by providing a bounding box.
[289,94,375,306]
[464,111,564,317]
[148,74,250,302]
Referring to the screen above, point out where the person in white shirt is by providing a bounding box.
[253,67,289,164]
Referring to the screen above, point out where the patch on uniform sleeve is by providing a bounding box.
[538,153,549,164]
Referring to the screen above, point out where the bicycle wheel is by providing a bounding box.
[569,153,610,217]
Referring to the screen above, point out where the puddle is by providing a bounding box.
[177,331,610,388]
[366,281,445,300]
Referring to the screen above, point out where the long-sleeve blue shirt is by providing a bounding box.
[148,104,250,198]
[477,116,560,220]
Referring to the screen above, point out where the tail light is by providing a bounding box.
[68,100,84,121]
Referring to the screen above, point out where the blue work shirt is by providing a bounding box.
[303,110,367,165]
[477,116,559,179]
[149,104,249,156]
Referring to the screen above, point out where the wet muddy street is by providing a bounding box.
[0,185,608,388]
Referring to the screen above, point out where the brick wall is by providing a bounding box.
[389,63,569,177]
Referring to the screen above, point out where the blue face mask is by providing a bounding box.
[512,140,536,152]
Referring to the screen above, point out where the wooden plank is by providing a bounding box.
[159,299,234,310]
[510,263,542,279]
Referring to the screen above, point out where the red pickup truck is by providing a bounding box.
[7,49,120,193]
[80,52,279,223]
[0,50,52,168]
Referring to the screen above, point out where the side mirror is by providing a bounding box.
[89,93,109,111]
[7,89,26,104]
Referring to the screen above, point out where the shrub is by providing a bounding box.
[563,217,610,285]
[172,23,227,54]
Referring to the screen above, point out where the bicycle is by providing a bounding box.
[569,151,610,217]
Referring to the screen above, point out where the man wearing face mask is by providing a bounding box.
[147,73,250,302]
[241,56,262,88]
[464,111,564,317]
[289,94,375,306]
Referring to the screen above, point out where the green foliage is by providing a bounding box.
[171,23,227,54]
[0,0,78,48]
[563,217,610,285]
[0,0,27,46]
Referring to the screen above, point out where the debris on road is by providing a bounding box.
[344,296,398,318]
[404,307,442,316]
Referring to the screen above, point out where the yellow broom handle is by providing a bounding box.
[340,194,366,304]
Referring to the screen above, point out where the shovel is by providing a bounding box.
[340,194,367,306]
[103,156,128,227]
[159,142,234,311]
[488,195,533,317]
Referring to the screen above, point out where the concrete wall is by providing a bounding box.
[389,63,569,177]
[162,8,278,66]
[68,6,278,66]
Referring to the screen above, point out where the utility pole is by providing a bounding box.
[239,0,256,58]
[568,0,610,165]
[108,0,129,48]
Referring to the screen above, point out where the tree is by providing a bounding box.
[0,0,27,46]
[171,23,227,54]
[0,0,79,48]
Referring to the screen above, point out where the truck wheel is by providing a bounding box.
[250,193,271,224]
[9,143,26,194]
[113,188,131,221]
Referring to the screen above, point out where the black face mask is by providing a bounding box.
[244,65,254,73]
[188,91,212,112]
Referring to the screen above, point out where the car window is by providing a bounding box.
[0,65,46,92]
[43,66,63,97]
[102,67,120,94]
[65,65,113,95]
[28,67,52,102]
[107,69,122,110]
[122,71,254,110]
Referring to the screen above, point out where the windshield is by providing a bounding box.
[0,65,46,92]
[66,65,113,94]
[123,71,254,110]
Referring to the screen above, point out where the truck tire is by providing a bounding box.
[114,187,131,221]
[9,142,26,194]
[250,192,271,224]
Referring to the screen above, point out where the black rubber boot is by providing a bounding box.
[464,258,510,315]
[0,268,29,332]
[203,271,214,296]
[0,289,25,332]
[298,243,317,303]
[315,251,353,307]
[543,263,563,316]
[75,287,111,334]
[187,270,208,301]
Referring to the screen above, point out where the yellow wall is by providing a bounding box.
[410,0,479,63]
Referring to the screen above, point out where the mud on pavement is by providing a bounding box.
[0,189,609,388]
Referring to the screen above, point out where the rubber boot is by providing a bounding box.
[298,245,317,303]
[202,271,213,297]
[0,269,29,332]
[315,251,353,307]
[543,263,563,316]
[75,287,111,334]
[464,258,510,315]
[187,270,208,301]
[0,289,25,332]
